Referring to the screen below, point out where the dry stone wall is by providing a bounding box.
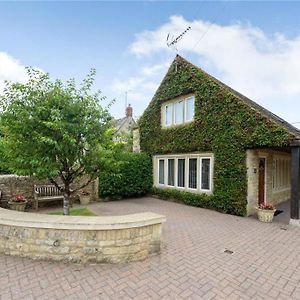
[0,175,98,207]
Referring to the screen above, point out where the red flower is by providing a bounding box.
[15,194,26,202]
[259,203,274,210]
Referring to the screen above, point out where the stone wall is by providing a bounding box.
[0,175,98,208]
[246,149,292,216]
[133,129,140,153]
[0,209,166,263]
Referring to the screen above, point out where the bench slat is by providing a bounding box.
[34,184,64,210]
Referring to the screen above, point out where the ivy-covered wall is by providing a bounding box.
[138,55,294,216]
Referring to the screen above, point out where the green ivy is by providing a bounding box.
[139,56,293,216]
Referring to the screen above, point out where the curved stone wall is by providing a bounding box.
[0,208,166,263]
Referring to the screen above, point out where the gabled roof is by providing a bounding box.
[112,116,136,135]
[175,55,300,140]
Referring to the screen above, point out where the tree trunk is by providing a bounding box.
[63,184,71,216]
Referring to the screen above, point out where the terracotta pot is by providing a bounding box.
[257,208,276,223]
[8,200,28,212]
[79,195,90,205]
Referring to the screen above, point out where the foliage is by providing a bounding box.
[98,151,152,199]
[0,68,113,215]
[152,187,214,209]
[48,208,97,216]
[139,56,293,216]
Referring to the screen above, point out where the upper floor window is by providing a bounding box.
[162,95,195,127]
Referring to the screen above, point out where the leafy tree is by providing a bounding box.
[0,68,113,215]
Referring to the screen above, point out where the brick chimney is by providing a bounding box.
[126,104,133,118]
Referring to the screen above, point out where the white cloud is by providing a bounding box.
[0,52,28,93]
[129,15,300,127]
[110,61,172,118]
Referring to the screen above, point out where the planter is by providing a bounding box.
[8,200,28,212]
[257,208,276,223]
[79,195,90,205]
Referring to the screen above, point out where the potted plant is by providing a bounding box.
[8,194,28,212]
[257,203,276,223]
[79,189,91,205]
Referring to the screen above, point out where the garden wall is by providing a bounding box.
[0,175,98,207]
[0,208,166,263]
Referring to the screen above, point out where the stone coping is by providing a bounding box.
[0,208,166,230]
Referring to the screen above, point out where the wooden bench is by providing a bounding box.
[34,185,64,210]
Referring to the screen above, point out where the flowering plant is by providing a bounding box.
[15,194,26,202]
[79,189,90,196]
[258,203,274,210]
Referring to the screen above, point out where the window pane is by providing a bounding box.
[188,158,197,189]
[201,158,210,190]
[158,160,165,184]
[175,101,184,124]
[185,97,195,122]
[165,104,173,126]
[177,159,185,187]
[168,159,175,186]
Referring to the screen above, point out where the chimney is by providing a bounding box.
[126,104,133,118]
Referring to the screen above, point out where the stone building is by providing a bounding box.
[113,104,136,148]
[137,55,300,224]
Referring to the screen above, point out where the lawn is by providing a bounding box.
[48,208,97,216]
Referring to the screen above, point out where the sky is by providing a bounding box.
[1,1,300,127]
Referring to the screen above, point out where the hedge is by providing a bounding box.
[98,152,152,199]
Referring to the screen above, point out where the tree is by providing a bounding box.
[0,68,113,215]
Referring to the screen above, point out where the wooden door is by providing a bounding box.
[258,158,266,205]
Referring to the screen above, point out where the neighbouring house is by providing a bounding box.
[138,55,300,224]
[113,104,136,148]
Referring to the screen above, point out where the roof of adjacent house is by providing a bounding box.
[113,116,136,135]
[176,55,300,140]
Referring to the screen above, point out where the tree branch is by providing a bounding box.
[48,177,64,192]
[71,172,97,193]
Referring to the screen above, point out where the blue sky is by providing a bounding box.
[1,1,300,126]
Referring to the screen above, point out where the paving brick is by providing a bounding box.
[1,197,300,299]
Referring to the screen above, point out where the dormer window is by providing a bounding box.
[162,95,195,128]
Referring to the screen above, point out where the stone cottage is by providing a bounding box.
[138,55,300,224]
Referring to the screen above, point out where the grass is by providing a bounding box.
[48,208,97,216]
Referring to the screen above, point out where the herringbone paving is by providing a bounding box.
[1,197,300,299]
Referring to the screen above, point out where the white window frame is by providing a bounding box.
[176,158,186,189]
[272,156,291,192]
[157,159,165,186]
[184,96,195,123]
[200,157,212,192]
[162,94,195,128]
[188,157,198,190]
[154,153,213,194]
[167,158,175,187]
[164,104,173,127]
[174,100,184,125]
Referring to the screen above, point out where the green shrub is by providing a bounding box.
[152,187,215,210]
[98,152,152,199]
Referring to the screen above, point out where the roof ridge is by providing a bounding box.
[175,55,300,139]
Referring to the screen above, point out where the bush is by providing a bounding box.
[152,187,218,211]
[98,152,152,199]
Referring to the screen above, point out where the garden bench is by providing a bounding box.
[34,184,64,210]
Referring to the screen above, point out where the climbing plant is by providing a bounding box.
[139,56,293,216]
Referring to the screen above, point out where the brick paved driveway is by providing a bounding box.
[1,197,300,300]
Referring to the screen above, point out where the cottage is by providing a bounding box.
[138,55,300,224]
[113,104,136,146]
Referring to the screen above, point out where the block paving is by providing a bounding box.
[1,197,300,299]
